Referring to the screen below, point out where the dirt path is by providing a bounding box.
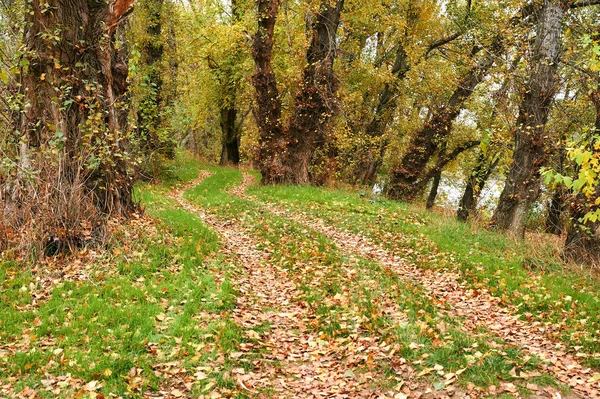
[167,174,417,398]
[232,173,598,399]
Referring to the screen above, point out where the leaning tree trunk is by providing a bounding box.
[426,172,442,210]
[425,141,448,209]
[491,0,566,237]
[457,152,499,221]
[285,0,345,184]
[386,39,503,202]
[251,0,288,184]
[9,0,135,252]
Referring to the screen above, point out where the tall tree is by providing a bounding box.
[137,0,175,164]
[491,0,568,236]
[252,0,345,184]
[219,0,246,166]
[6,0,135,252]
[252,0,287,183]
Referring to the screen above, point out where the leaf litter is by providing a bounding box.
[230,172,597,399]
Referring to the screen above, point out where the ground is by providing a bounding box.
[0,154,599,398]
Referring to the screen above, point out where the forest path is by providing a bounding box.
[230,172,598,399]
[168,172,401,398]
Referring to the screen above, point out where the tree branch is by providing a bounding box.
[570,0,600,8]
[427,140,481,179]
[425,0,472,57]
[426,32,463,56]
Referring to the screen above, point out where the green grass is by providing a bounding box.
[178,159,561,393]
[0,156,247,398]
[2,153,595,398]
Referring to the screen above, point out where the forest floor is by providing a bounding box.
[1,154,600,399]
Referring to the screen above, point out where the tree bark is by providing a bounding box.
[285,0,345,184]
[10,0,135,251]
[386,39,503,202]
[491,0,567,237]
[251,0,289,183]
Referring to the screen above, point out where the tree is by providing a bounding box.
[491,0,568,236]
[134,0,177,177]
[214,0,245,166]
[4,0,135,253]
[457,151,500,221]
[563,80,600,263]
[386,39,503,202]
[251,0,344,184]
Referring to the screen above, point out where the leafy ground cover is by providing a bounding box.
[0,154,598,398]
[250,183,600,367]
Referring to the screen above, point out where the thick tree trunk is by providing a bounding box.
[491,0,566,237]
[9,0,135,252]
[386,39,502,202]
[251,0,344,184]
[457,152,499,221]
[251,0,288,183]
[285,0,344,184]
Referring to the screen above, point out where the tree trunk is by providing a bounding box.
[218,0,242,166]
[546,188,566,235]
[251,0,288,184]
[426,172,442,210]
[457,152,499,221]
[564,191,600,264]
[251,0,344,184]
[545,145,566,235]
[10,0,135,252]
[219,106,241,165]
[386,39,503,202]
[138,0,175,160]
[491,0,566,237]
[285,0,345,184]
